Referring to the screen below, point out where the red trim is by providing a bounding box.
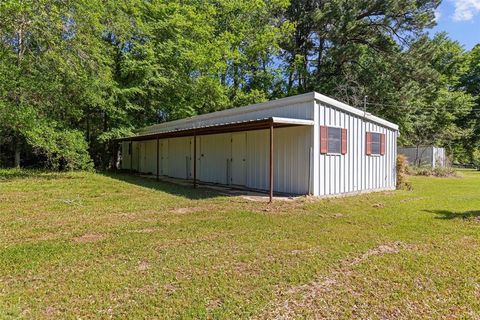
[341,128,347,155]
[320,126,328,154]
[380,133,386,156]
[366,132,372,155]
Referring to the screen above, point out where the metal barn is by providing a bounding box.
[117,92,399,200]
[398,146,447,167]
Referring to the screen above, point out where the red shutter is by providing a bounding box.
[341,128,347,155]
[320,126,328,154]
[366,132,372,155]
[380,133,386,156]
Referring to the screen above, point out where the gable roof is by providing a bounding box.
[133,92,398,139]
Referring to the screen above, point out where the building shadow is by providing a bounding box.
[424,209,480,220]
[102,171,229,200]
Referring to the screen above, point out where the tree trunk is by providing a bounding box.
[14,138,21,168]
[86,114,90,145]
[103,111,109,169]
[13,15,26,169]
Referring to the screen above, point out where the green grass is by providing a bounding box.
[0,168,479,319]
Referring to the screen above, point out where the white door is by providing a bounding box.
[199,134,230,184]
[199,136,207,182]
[231,132,247,186]
[168,137,191,179]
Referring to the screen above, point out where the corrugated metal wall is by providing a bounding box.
[398,146,446,167]
[167,137,192,179]
[434,147,447,167]
[121,141,139,171]
[198,133,231,185]
[120,98,398,197]
[245,127,311,194]
[121,127,312,195]
[317,101,397,196]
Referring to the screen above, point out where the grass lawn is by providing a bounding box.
[0,169,479,319]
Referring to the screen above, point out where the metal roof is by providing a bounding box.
[116,117,314,142]
[117,92,399,142]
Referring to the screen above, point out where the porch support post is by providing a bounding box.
[156,136,160,181]
[130,140,133,172]
[193,130,197,188]
[269,119,274,203]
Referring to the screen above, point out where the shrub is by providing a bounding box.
[408,165,458,177]
[24,125,93,171]
[397,154,412,190]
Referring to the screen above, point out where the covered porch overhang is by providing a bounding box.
[114,117,315,202]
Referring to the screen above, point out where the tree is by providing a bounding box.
[458,45,480,164]
[0,0,478,169]
[279,0,440,95]
[0,0,138,169]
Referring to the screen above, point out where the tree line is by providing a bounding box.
[0,0,479,170]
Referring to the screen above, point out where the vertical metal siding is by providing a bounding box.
[318,102,397,196]
[137,140,157,174]
[198,133,231,184]
[122,99,397,197]
[398,146,446,167]
[167,137,192,179]
[246,127,310,194]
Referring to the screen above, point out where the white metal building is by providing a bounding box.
[398,146,447,167]
[117,92,399,200]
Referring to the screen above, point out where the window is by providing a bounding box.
[320,126,347,155]
[328,127,342,154]
[371,133,381,155]
[366,132,385,156]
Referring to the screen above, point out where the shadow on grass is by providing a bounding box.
[425,209,480,221]
[102,171,225,200]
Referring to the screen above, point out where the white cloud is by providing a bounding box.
[452,0,480,21]
[435,8,442,22]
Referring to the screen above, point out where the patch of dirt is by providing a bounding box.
[230,261,262,276]
[333,213,344,218]
[135,283,159,295]
[138,261,150,272]
[242,195,297,202]
[43,306,58,317]
[73,233,106,243]
[258,241,411,319]
[206,298,223,312]
[163,283,178,296]
[244,199,309,215]
[171,207,203,214]
[467,216,480,223]
[372,203,385,208]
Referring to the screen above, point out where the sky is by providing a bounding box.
[429,0,480,50]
